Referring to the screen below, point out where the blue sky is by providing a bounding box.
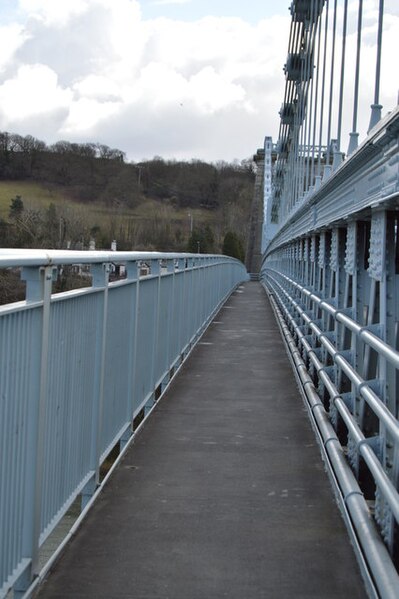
[140,0,286,23]
[0,1,397,162]
[0,0,288,26]
[0,0,18,23]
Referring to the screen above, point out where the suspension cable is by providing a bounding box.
[325,0,338,167]
[317,0,329,176]
[348,0,363,154]
[311,3,323,184]
[368,0,384,131]
[336,0,348,152]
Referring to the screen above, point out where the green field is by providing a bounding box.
[0,180,216,250]
[0,181,73,217]
[0,180,212,222]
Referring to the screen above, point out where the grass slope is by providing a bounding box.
[0,180,214,249]
[0,181,73,217]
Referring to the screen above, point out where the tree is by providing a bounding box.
[100,167,142,208]
[0,269,26,305]
[9,195,24,220]
[0,218,12,246]
[44,203,59,247]
[222,231,245,262]
[187,225,215,254]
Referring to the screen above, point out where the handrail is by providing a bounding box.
[0,250,248,599]
[265,286,399,598]
[261,210,399,596]
[268,268,399,370]
[0,249,241,267]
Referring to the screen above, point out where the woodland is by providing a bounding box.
[0,131,253,253]
[0,131,254,302]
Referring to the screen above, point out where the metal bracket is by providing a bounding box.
[335,307,354,318]
[358,435,383,463]
[341,391,354,412]
[338,349,354,365]
[126,261,139,281]
[310,347,323,359]
[359,323,383,339]
[320,330,336,342]
[312,318,323,328]
[324,297,338,308]
[358,378,383,397]
[91,263,111,287]
[319,364,336,382]
[21,266,57,302]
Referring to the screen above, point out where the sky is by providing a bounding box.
[0,0,397,163]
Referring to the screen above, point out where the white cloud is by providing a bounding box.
[73,75,122,101]
[0,23,28,72]
[19,0,91,26]
[0,0,395,162]
[151,0,191,5]
[189,66,246,113]
[0,64,72,123]
[61,97,122,133]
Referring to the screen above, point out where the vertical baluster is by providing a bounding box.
[15,265,54,596]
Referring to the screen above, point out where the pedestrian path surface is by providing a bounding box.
[37,282,366,599]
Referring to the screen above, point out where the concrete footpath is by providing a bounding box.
[37,282,366,598]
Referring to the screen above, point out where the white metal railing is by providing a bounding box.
[0,250,248,599]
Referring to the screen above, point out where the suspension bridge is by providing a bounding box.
[1,1,399,597]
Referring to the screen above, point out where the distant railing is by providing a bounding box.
[0,249,248,599]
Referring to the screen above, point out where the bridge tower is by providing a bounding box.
[262,136,278,251]
[245,147,264,275]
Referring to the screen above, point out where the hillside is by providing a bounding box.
[0,132,254,254]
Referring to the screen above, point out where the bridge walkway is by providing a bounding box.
[36,282,366,599]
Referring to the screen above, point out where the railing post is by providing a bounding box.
[162,259,175,391]
[14,265,54,597]
[146,259,160,414]
[192,256,199,340]
[125,260,139,433]
[90,263,110,487]
[177,257,185,360]
[186,257,194,352]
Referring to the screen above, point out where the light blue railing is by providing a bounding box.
[260,1,399,594]
[261,100,399,599]
[0,249,247,598]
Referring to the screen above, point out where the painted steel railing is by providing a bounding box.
[261,113,399,597]
[0,250,247,599]
[260,1,399,593]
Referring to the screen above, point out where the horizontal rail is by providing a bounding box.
[266,272,399,520]
[266,271,399,444]
[265,284,399,598]
[0,249,236,267]
[269,269,399,370]
[261,209,399,592]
